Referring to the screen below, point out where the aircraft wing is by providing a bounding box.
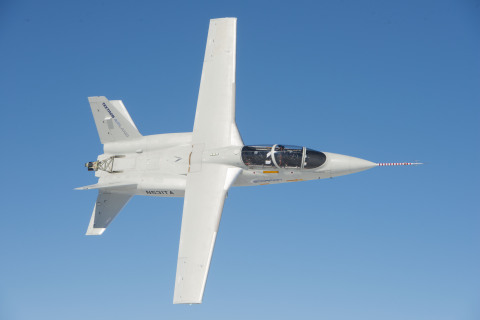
[173,17,244,304]
[192,18,243,149]
[174,164,241,304]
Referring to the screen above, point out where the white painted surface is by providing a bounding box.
[78,17,388,304]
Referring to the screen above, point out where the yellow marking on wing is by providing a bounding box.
[287,179,304,182]
[263,170,279,174]
[259,183,270,185]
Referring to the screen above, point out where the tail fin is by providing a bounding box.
[88,96,142,144]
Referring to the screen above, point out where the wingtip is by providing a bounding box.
[173,299,202,305]
[86,228,105,236]
[210,17,237,23]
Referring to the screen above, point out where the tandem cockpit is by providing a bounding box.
[241,145,326,169]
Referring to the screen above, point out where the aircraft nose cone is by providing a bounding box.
[323,152,377,175]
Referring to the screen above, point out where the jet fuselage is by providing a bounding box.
[93,132,377,197]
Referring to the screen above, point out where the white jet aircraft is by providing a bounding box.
[77,18,420,304]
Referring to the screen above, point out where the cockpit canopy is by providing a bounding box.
[241,145,326,169]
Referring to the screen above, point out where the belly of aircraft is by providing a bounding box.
[233,169,321,187]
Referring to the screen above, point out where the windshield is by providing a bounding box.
[241,145,326,169]
[304,149,327,169]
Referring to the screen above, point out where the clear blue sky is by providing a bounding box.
[1,1,479,319]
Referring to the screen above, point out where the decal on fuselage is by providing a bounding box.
[252,179,282,184]
[146,190,175,195]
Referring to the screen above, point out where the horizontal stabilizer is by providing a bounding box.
[86,192,132,235]
[75,182,137,191]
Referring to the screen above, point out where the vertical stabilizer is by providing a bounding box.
[88,96,142,144]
